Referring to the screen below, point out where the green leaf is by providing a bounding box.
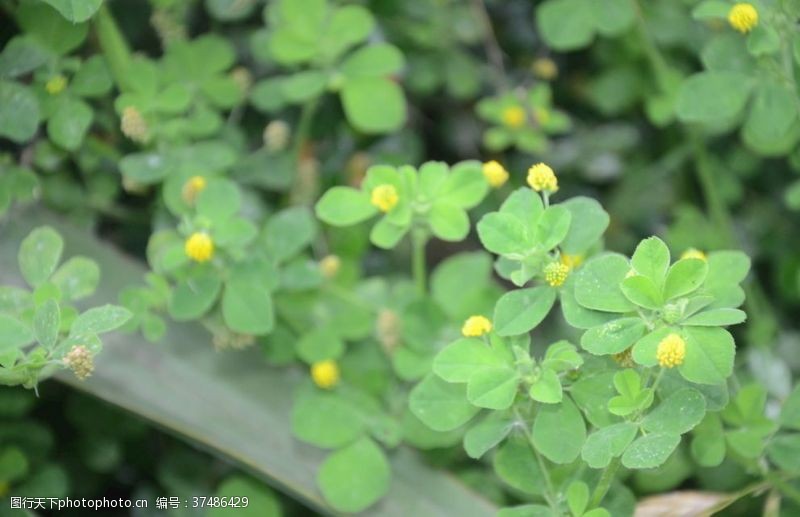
[0,81,40,143]
[433,337,506,383]
[464,416,514,459]
[69,304,132,337]
[642,388,706,435]
[574,254,635,313]
[340,44,404,79]
[529,369,562,404]
[431,252,494,322]
[168,272,222,321]
[41,0,103,22]
[466,367,520,410]
[341,77,406,134]
[209,476,280,517]
[16,2,88,55]
[0,37,49,79]
[292,391,365,449]
[0,314,35,354]
[680,327,734,385]
[532,206,572,251]
[541,340,583,372]
[440,160,490,209]
[18,226,63,288]
[477,213,529,255]
[370,218,408,249]
[51,257,99,301]
[33,299,60,349]
[409,374,480,431]
[532,397,586,464]
[742,80,800,155]
[631,236,670,284]
[48,98,93,151]
[690,413,726,467]
[780,385,800,431]
[428,202,469,242]
[500,187,544,223]
[263,206,316,262]
[682,308,746,326]
[566,481,589,517]
[560,197,610,254]
[664,259,708,300]
[747,25,780,57]
[622,433,680,469]
[705,251,750,309]
[581,318,646,355]
[197,179,241,222]
[493,286,556,336]
[281,70,327,103]
[316,187,377,226]
[766,434,800,473]
[620,275,662,310]
[676,71,753,125]
[493,435,546,496]
[608,369,653,416]
[297,329,344,363]
[325,5,374,58]
[581,423,638,469]
[317,437,390,513]
[536,0,594,51]
[222,265,274,335]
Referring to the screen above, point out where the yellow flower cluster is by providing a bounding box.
[45,74,68,95]
[230,66,252,94]
[680,248,707,261]
[185,232,214,262]
[501,106,526,128]
[121,106,150,143]
[532,57,558,81]
[462,315,492,337]
[728,3,758,33]
[482,161,509,188]
[544,262,569,287]
[657,333,686,368]
[263,120,290,152]
[527,163,558,192]
[182,176,207,204]
[311,359,340,389]
[63,345,94,380]
[319,254,341,278]
[370,184,399,212]
[560,253,584,270]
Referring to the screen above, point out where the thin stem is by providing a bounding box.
[291,97,320,160]
[94,4,133,92]
[589,457,620,509]
[411,227,429,296]
[513,407,560,514]
[629,0,672,94]
[470,0,509,92]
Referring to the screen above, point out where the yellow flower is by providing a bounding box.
[728,3,758,33]
[544,262,569,287]
[311,360,340,389]
[462,315,493,337]
[319,255,341,278]
[63,345,94,380]
[45,74,68,95]
[532,57,558,81]
[560,253,584,270]
[230,66,252,94]
[680,248,707,261]
[185,232,214,262]
[181,176,207,204]
[121,106,150,143]
[370,184,399,213]
[527,163,558,192]
[482,160,509,188]
[657,333,686,368]
[501,106,526,128]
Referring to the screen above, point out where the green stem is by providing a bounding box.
[291,97,320,160]
[470,0,509,92]
[513,407,560,514]
[629,0,672,94]
[412,228,429,296]
[94,4,133,92]
[589,457,621,509]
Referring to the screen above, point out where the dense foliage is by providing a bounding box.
[2,0,800,515]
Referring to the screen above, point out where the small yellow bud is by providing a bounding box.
[462,315,492,337]
[728,3,758,33]
[657,333,686,368]
[532,57,558,81]
[370,184,399,213]
[263,120,290,152]
[527,163,558,192]
[311,360,340,389]
[544,262,569,287]
[63,345,94,380]
[625,268,637,279]
[560,254,584,270]
[45,74,68,95]
[482,160,509,188]
[680,248,708,261]
[181,176,207,204]
[501,106,526,128]
[121,106,150,144]
[230,66,252,94]
[319,255,341,279]
[376,309,401,353]
[185,232,214,262]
